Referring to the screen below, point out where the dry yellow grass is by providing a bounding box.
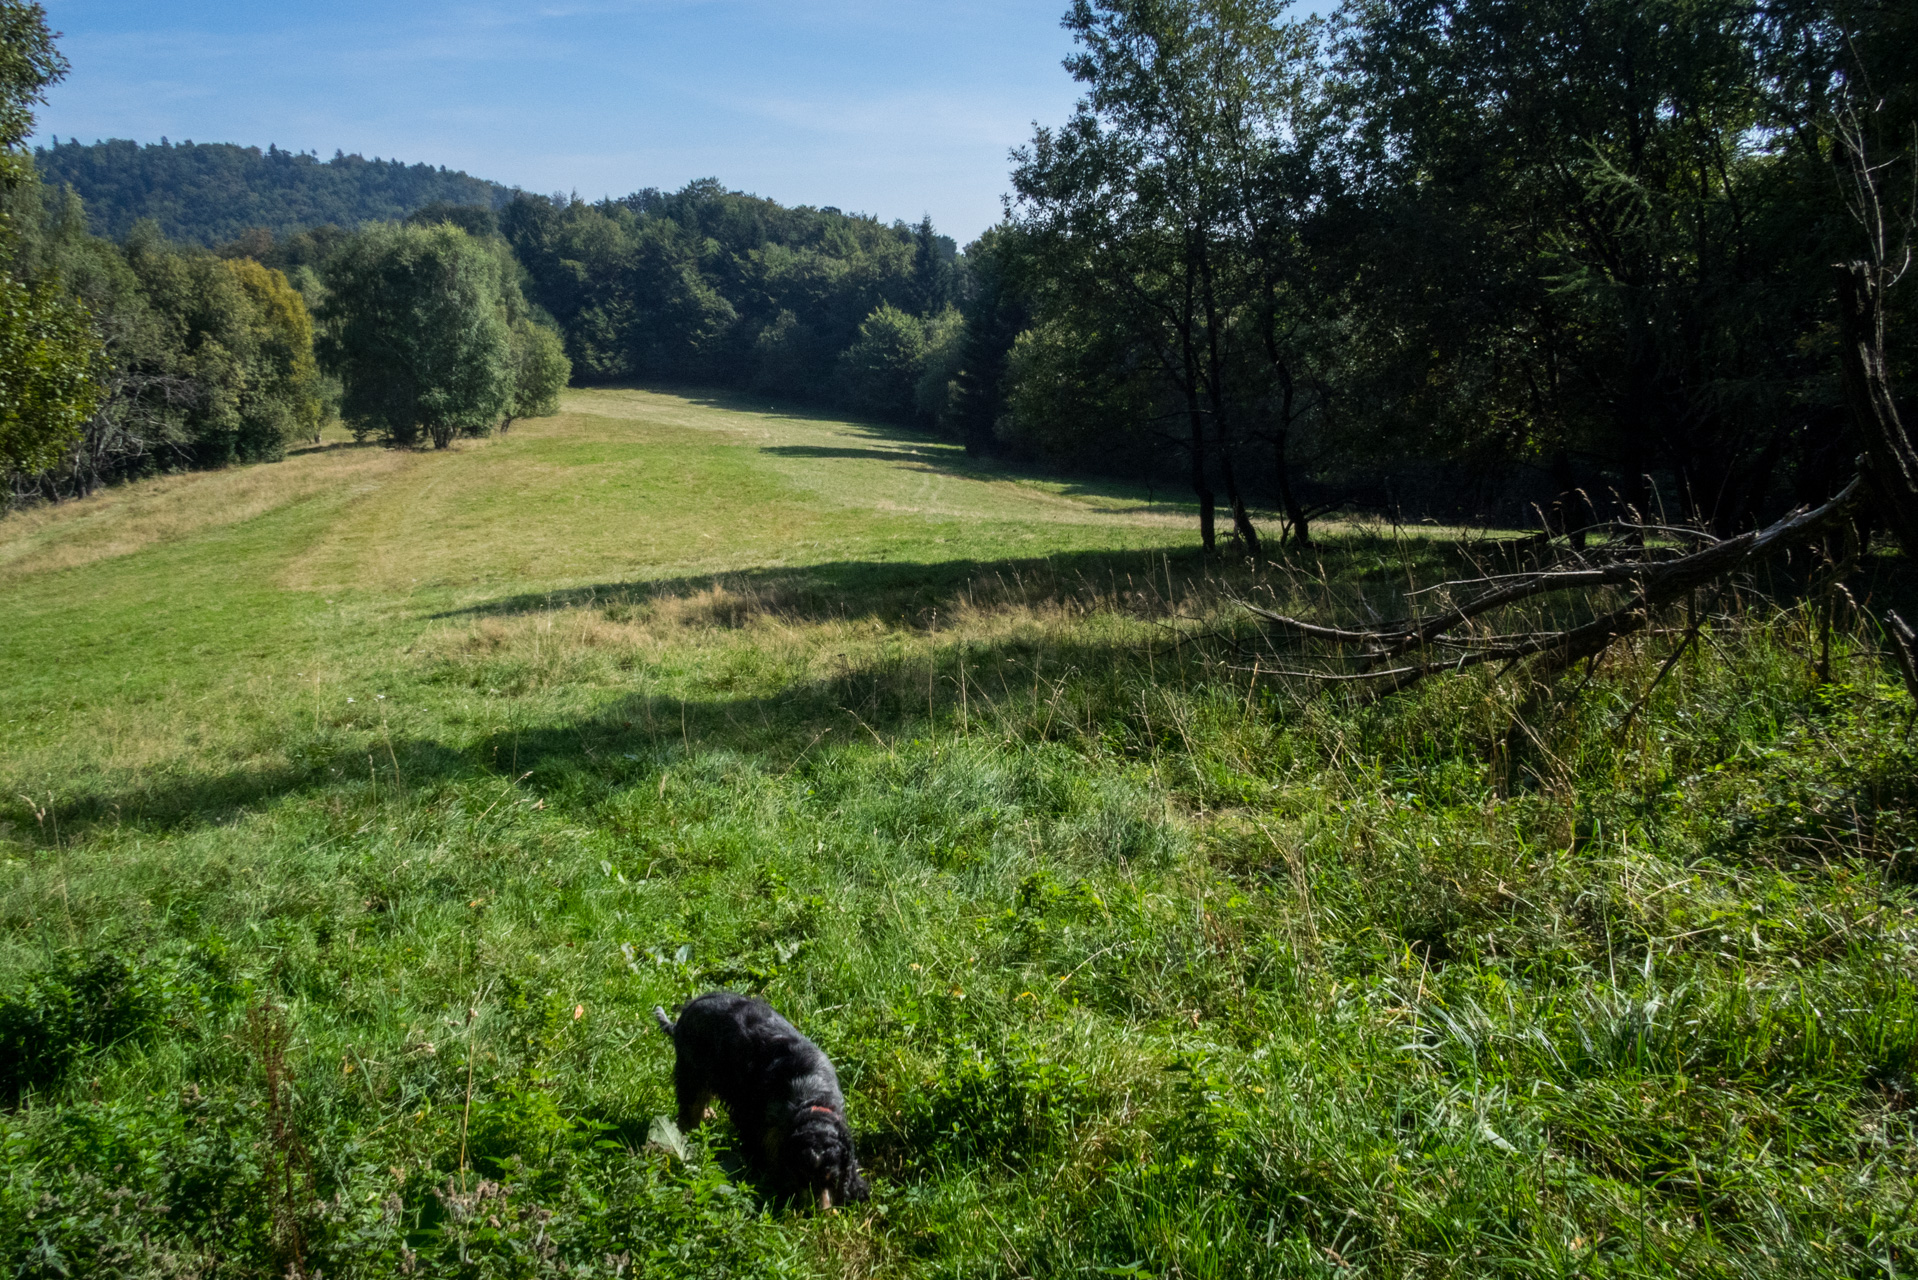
[0,437,414,586]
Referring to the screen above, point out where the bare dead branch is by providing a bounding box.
[1239,476,1864,696]
[1887,611,1918,711]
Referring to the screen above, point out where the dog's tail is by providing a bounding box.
[653,1006,676,1037]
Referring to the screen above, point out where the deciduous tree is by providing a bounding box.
[320,222,513,449]
[502,317,570,431]
[0,0,100,481]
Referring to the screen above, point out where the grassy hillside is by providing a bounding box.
[2,391,1915,1279]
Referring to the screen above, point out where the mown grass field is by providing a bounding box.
[2,388,1916,1279]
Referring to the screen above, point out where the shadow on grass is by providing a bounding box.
[27,612,1180,841]
[16,533,1533,836]
[38,528,1879,843]
[285,436,382,457]
[423,531,1489,628]
[760,445,947,464]
[428,545,1215,624]
[625,381,1205,518]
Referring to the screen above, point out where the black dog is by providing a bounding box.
[653,992,869,1209]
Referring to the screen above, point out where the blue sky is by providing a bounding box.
[32,1,1095,243]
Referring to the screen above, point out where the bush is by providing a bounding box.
[0,952,164,1099]
[836,303,929,421]
[504,316,570,426]
[319,222,514,448]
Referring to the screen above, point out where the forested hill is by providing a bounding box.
[32,138,511,244]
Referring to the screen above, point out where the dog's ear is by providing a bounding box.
[781,1118,842,1189]
[836,1147,870,1204]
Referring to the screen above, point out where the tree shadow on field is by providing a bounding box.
[286,436,380,457]
[21,618,1167,844]
[26,533,1542,843]
[424,532,1477,633]
[430,545,1211,627]
[21,737,480,840]
[640,382,1206,519]
[23,548,1276,841]
[760,444,946,464]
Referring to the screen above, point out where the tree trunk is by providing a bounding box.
[1178,276,1217,553]
[1215,435,1261,557]
[1202,331,1259,556]
[1187,388,1216,553]
[1834,262,1918,560]
[1257,288,1310,549]
[1549,450,1586,550]
[1198,242,1260,557]
[1273,366,1310,548]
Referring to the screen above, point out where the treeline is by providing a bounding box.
[0,2,570,508]
[34,138,510,246]
[9,0,1916,548]
[0,180,573,503]
[990,0,1918,547]
[476,0,1914,547]
[494,185,966,424]
[4,178,323,500]
[28,140,989,446]
[365,0,1914,545]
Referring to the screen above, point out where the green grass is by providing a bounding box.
[1,388,1915,1279]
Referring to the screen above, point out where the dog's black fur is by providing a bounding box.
[653,992,869,1208]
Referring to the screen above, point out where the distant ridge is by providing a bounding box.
[33,138,514,245]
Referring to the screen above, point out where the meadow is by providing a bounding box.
[1,389,1915,1279]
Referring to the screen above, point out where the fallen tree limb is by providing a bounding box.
[1240,475,1864,696]
[1887,611,1918,710]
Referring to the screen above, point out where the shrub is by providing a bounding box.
[0,952,163,1099]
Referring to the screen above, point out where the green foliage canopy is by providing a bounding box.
[319,222,514,449]
[34,138,510,246]
[838,302,931,421]
[991,0,1916,542]
[0,2,101,482]
[0,0,61,156]
[500,183,962,422]
[506,316,571,427]
[0,273,96,473]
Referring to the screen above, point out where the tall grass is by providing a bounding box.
[1,399,1913,1277]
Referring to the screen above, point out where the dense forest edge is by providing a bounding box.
[7,0,1916,549]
